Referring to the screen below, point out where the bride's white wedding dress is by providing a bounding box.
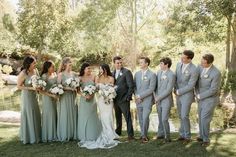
[78,83,120,149]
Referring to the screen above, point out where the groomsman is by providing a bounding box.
[134,57,156,143]
[175,50,198,143]
[154,57,175,143]
[195,53,221,147]
[112,56,135,141]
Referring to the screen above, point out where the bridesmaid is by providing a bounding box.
[57,57,77,141]
[77,63,102,143]
[40,60,58,142]
[17,56,41,144]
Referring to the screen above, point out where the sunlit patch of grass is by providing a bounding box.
[0,123,235,157]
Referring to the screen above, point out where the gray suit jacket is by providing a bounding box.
[175,62,198,104]
[134,69,156,108]
[155,69,175,107]
[195,65,221,104]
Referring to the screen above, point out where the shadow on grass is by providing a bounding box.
[0,124,19,129]
[0,130,235,157]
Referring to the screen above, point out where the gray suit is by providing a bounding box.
[195,65,221,142]
[155,69,175,139]
[134,69,156,138]
[175,62,198,139]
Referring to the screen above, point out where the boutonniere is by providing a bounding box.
[203,74,208,78]
[142,76,148,81]
[119,72,123,76]
[184,70,189,75]
[161,75,167,80]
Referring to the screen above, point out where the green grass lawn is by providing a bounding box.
[0,123,235,157]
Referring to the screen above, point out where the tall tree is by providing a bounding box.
[17,0,78,58]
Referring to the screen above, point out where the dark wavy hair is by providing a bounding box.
[100,63,112,76]
[21,56,36,75]
[79,62,90,76]
[41,60,54,76]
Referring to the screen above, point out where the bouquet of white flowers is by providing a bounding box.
[98,84,117,105]
[2,65,13,74]
[82,84,97,96]
[31,75,47,90]
[49,84,64,95]
[64,77,80,89]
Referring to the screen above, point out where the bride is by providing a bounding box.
[78,63,120,149]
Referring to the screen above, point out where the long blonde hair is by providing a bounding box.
[57,57,72,73]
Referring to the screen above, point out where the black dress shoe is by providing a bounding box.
[115,130,121,136]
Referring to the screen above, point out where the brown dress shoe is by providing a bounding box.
[177,137,185,141]
[183,138,191,144]
[127,136,135,141]
[201,142,210,147]
[163,138,171,144]
[141,137,149,143]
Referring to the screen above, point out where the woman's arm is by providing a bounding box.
[39,90,59,99]
[17,71,35,91]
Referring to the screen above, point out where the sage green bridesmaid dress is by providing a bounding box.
[41,74,57,142]
[57,72,77,141]
[77,81,102,142]
[20,71,41,144]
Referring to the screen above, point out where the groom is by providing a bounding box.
[112,56,135,141]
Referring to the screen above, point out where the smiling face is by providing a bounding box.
[139,59,148,70]
[84,66,92,75]
[114,59,122,70]
[65,60,72,71]
[159,62,168,71]
[181,54,191,64]
[201,58,211,68]
[29,60,36,71]
[48,63,55,74]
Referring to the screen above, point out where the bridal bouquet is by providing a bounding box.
[64,77,80,89]
[98,84,117,105]
[31,75,47,90]
[82,84,97,96]
[49,84,64,95]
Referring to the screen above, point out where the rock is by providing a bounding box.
[0,110,20,123]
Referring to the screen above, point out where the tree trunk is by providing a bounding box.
[226,16,231,69]
[230,14,236,71]
[128,0,138,71]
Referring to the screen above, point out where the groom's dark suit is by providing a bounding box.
[113,67,134,137]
